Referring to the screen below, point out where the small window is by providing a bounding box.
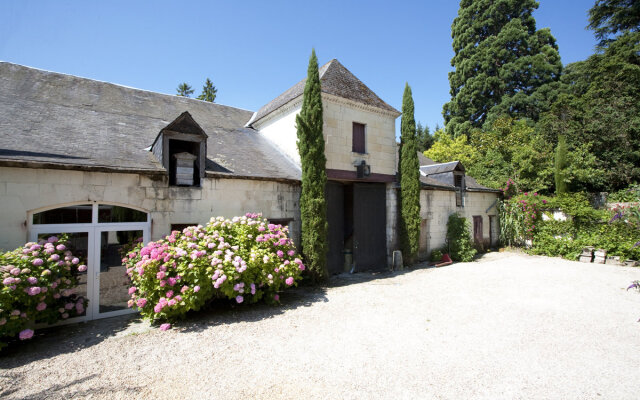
[454,174,464,207]
[98,205,147,223]
[352,122,366,153]
[33,205,92,224]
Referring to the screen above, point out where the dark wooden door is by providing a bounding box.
[326,181,344,275]
[473,216,483,246]
[353,183,386,271]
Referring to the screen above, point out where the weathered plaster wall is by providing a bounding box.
[0,167,300,251]
[419,189,499,259]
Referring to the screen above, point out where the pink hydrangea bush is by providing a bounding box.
[124,213,305,322]
[0,235,88,349]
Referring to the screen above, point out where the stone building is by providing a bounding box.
[0,60,499,321]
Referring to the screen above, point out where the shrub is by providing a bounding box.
[446,213,477,262]
[124,214,305,322]
[0,235,88,349]
[429,249,443,262]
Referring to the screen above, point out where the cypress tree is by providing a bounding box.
[443,0,562,137]
[554,134,568,194]
[295,49,329,282]
[399,83,421,262]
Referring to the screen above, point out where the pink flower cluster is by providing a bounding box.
[1,235,89,345]
[122,214,305,326]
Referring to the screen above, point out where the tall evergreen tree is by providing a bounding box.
[588,0,640,45]
[443,0,562,137]
[399,83,421,262]
[197,78,217,102]
[295,49,329,282]
[176,82,194,97]
[554,134,568,194]
[416,122,434,152]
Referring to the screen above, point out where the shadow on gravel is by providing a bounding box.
[177,285,329,333]
[328,260,438,288]
[0,314,142,368]
[0,372,143,399]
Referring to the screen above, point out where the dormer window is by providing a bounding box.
[151,111,207,187]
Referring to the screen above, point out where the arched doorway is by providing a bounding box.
[28,203,150,321]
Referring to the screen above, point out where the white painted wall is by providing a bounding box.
[254,103,302,166]
[0,167,300,251]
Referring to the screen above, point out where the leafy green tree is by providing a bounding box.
[588,0,640,45]
[424,128,479,167]
[196,78,217,102]
[295,49,329,282]
[398,83,421,263]
[176,82,194,97]
[539,31,640,191]
[443,0,562,137]
[554,135,568,194]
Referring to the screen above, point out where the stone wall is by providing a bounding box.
[322,94,397,176]
[419,189,500,259]
[0,166,300,251]
[254,94,398,177]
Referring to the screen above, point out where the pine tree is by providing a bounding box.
[197,78,217,102]
[554,134,568,194]
[399,83,421,263]
[295,49,329,282]
[588,0,640,46]
[416,122,434,152]
[443,0,562,137]
[176,82,194,97]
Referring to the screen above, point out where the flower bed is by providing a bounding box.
[0,235,88,349]
[124,214,305,323]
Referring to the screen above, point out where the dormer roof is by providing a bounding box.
[249,59,400,126]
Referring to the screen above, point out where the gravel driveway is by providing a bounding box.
[2,251,640,399]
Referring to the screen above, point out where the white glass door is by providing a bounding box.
[93,228,146,318]
[29,203,150,321]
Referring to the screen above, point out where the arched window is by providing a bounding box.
[29,203,150,322]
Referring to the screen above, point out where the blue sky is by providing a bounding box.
[0,0,598,133]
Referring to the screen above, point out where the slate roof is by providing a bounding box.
[418,153,500,193]
[0,62,301,181]
[249,59,401,126]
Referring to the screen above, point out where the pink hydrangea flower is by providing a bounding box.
[157,271,166,280]
[285,277,294,286]
[27,287,41,296]
[27,277,38,284]
[236,295,244,303]
[273,294,279,301]
[159,323,171,331]
[56,244,66,251]
[194,285,200,293]
[36,302,47,311]
[32,258,43,266]
[19,329,34,340]
[137,298,147,308]
[10,267,20,276]
[128,287,137,295]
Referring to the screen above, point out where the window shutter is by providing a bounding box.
[352,122,365,153]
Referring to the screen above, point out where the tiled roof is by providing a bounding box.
[0,62,300,181]
[250,59,400,125]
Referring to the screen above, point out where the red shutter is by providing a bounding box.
[352,122,365,153]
